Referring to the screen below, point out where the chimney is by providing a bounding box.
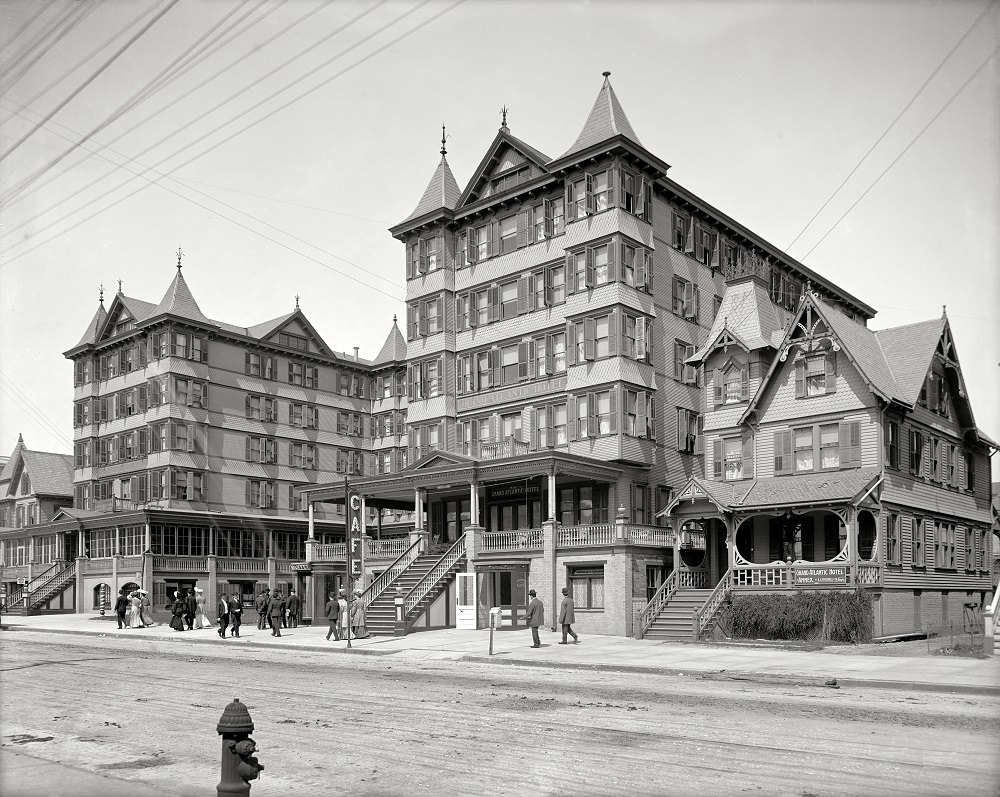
[353,347,359,361]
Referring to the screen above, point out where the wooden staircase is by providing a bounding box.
[642,588,714,641]
[9,563,76,615]
[365,543,465,635]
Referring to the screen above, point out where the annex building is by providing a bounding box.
[2,75,995,642]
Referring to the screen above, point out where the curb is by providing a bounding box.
[458,654,1000,697]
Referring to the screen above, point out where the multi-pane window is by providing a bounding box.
[724,437,744,481]
[623,390,654,439]
[795,352,837,398]
[794,427,814,473]
[885,513,900,564]
[278,332,308,351]
[246,395,276,422]
[912,517,925,566]
[884,421,900,469]
[171,470,204,501]
[499,215,518,254]
[934,521,955,569]
[247,480,276,509]
[500,281,518,321]
[672,211,689,249]
[676,408,700,453]
[74,400,91,427]
[501,412,522,442]
[246,352,276,379]
[246,436,277,464]
[569,566,604,610]
[909,429,924,476]
[74,359,92,386]
[819,424,840,469]
[671,276,699,321]
[290,443,317,469]
[593,390,613,435]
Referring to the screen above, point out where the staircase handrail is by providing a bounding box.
[403,536,466,615]
[636,569,678,639]
[692,568,733,641]
[357,538,422,610]
[985,587,1000,639]
[7,562,59,606]
[26,562,76,607]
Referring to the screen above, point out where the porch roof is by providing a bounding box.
[663,468,883,515]
[299,450,633,507]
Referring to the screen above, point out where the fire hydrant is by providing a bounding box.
[217,698,264,796]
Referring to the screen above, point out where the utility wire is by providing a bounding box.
[9,2,167,125]
[0,2,53,54]
[0,0,182,164]
[0,0,325,224]
[1,0,463,265]
[786,0,997,254]
[799,44,1000,262]
[2,0,257,203]
[0,98,404,295]
[0,1,95,93]
[0,374,74,450]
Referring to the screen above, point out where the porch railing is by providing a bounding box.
[692,569,732,641]
[480,529,543,552]
[680,530,706,549]
[311,543,346,561]
[636,570,677,639]
[89,497,144,513]
[152,556,207,571]
[678,569,709,588]
[557,524,615,547]
[217,558,268,574]
[357,538,422,610]
[480,436,530,460]
[732,561,883,588]
[403,536,466,615]
[366,538,411,559]
[629,527,676,547]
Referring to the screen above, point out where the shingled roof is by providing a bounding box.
[874,317,946,405]
[401,153,461,224]
[149,268,211,324]
[560,73,642,160]
[20,450,74,496]
[689,278,785,363]
[371,319,406,366]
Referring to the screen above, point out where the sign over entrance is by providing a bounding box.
[795,566,848,585]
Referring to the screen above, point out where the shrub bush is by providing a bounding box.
[723,589,873,643]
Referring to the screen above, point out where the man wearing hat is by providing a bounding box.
[256,588,270,630]
[558,587,579,644]
[525,589,544,648]
[183,588,198,631]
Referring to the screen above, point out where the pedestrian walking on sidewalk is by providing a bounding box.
[114,589,128,629]
[351,589,369,638]
[217,594,229,638]
[256,589,270,630]
[126,591,141,628]
[169,592,186,632]
[525,589,544,648]
[558,587,579,644]
[338,590,348,638]
[268,591,285,637]
[228,594,242,637]
[325,593,341,640]
[287,591,300,628]
[139,590,153,626]
[183,589,197,631]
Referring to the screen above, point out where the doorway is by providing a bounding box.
[477,565,528,628]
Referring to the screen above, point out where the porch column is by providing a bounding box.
[267,530,277,590]
[469,481,479,529]
[75,527,86,613]
[464,524,482,576]
[848,508,858,586]
[207,553,217,615]
[542,518,559,632]
[305,502,317,565]
[672,520,681,581]
[547,470,557,521]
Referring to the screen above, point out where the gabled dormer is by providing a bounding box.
[457,121,551,210]
[249,307,335,360]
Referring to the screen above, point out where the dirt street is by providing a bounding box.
[2,631,997,796]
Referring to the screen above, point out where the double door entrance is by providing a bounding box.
[477,564,528,628]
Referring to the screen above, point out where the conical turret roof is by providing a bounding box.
[561,73,642,159]
[150,267,211,324]
[400,154,461,225]
[70,301,108,349]
[371,318,407,366]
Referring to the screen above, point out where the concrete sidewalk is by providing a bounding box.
[2,612,998,695]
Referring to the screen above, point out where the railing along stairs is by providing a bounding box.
[357,538,422,611]
[985,587,1000,651]
[692,568,733,641]
[5,563,58,608]
[403,536,467,618]
[24,563,76,610]
[636,570,677,640]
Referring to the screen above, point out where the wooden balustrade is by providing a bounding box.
[480,530,543,552]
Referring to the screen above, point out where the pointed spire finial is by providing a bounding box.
[602,70,611,80]
[942,305,947,318]
[99,283,104,304]
[440,124,447,156]
[295,294,300,310]
[117,279,123,294]
[176,247,184,270]
[500,105,509,132]
[17,433,24,444]
[393,314,398,325]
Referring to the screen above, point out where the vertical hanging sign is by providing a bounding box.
[346,483,362,648]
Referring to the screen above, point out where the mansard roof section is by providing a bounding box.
[371,319,407,366]
[147,268,213,327]
[874,317,946,405]
[456,128,552,209]
[560,74,642,160]
[397,153,462,229]
[688,277,784,364]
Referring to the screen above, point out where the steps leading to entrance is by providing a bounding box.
[643,589,714,642]
[365,545,459,636]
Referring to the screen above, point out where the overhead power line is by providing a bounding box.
[0,0,182,164]
[799,44,1000,262]
[2,0,258,204]
[786,0,998,254]
[0,2,53,55]
[0,374,74,450]
[0,0,465,268]
[0,1,97,94]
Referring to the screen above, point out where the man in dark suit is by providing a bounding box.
[114,588,129,629]
[525,589,544,648]
[183,589,197,630]
[286,590,301,628]
[256,588,270,630]
[268,591,285,637]
[325,592,341,640]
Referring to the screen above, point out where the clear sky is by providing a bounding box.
[1,0,997,478]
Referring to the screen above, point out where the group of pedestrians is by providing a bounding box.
[254,587,302,637]
[113,587,153,629]
[216,594,243,638]
[525,587,580,648]
[324,588,369,641]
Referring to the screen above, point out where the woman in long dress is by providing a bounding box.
[194,588,212,629]
[169,592,186,631]
[126,592,142,628]
[351,590,369,638]
[139,591,153,626]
